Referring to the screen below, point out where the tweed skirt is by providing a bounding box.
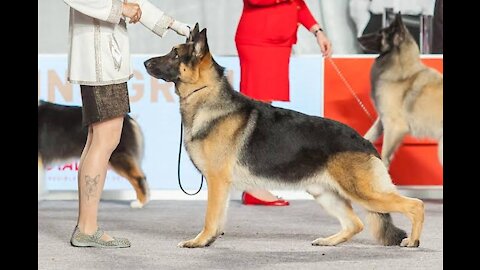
[80,82,130,127]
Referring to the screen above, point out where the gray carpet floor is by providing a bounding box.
[38,200,443,270]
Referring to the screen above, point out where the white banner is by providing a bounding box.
[38,54,324,191]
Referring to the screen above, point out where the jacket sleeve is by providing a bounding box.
[296,0,318,30]
[246,0,290,7]
[130,0,175,37]
[63,0,123,24]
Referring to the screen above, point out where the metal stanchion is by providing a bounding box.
[420,15,433,54]
[382,8,394,27]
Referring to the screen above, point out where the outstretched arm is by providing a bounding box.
[296,0,332,57]
[64,0,190,37]
[130,0,190,37]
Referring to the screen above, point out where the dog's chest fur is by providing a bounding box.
[181,98,246,173]
[182,107,225,171]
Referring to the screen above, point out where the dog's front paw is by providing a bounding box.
[400,237,420,248]
[311,237,336,246]
[177,233,218,248]
[130,200,144,208]
[177,238,209,248]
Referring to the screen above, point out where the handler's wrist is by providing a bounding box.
[313,28,324,37]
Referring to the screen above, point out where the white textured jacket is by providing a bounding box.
[64,0,176,86]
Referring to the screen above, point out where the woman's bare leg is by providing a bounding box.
[76,116,124,240]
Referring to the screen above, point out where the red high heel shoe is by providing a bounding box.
[242,192,290,206]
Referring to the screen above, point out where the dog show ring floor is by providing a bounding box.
[39,200,442,269]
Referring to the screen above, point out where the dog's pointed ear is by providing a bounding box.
[392,12,407,45]
[393,12,408,34]
[193,28,209,59]
[394,12,404,28]
[187,23,200,42]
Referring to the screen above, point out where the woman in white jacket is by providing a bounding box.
[64,0,190,248]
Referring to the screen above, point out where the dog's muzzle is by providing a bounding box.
[144,59,154,69]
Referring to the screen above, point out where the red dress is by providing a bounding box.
[235,0,317,102]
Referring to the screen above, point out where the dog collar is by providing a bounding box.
[182,85,208,100]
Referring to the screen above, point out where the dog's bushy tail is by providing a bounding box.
[367,212,407,245]
[123,115,145,160]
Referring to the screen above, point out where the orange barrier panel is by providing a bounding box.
[324,56,443,186]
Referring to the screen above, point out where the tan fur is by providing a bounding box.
[178,52,215,98]
[110,155,149,205]
[327,152,384,200]
[178,113,248,248]
[316,205,364,246]
[359,193,424,247]
[366,17,443,167]
[367,213,386,242]
[364,28,443,168]
[179,62,200,84]
[178,165,232,248]
[309,184,364,246]
[324,152,424,247]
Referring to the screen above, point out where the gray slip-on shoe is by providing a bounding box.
[70,226,131,248]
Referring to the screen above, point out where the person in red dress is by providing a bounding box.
[235,0,332,205]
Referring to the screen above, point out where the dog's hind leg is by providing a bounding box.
[328,154,424,247]
[381,119,408,167]
[307,185,364,246]
[359,192,424,247]
[364,117,383,143]
[109,153,149,208]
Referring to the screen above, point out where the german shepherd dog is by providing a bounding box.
[38,101,150,208]
[358,13,443,168]
[144,24,424,248]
